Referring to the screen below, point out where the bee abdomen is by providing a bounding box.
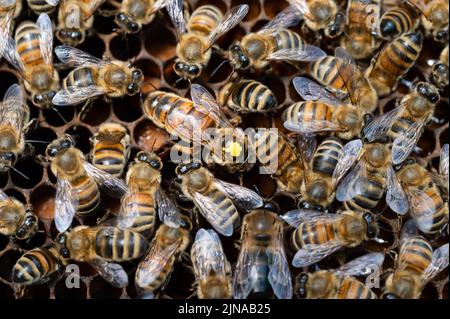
[230,80,277,112]
[188,5,223,36]
[274,29,305,51]
[207,188,239,229]
[309,56,346,93]
[380,6,418,39]
[12,248,59,285]
[283,101,333,130]
[338,277,377,299]
[344,177,384,211]
[122,192,157,237]
[92,143,127,177]
[413,187,448,234]
[27,0,57,13]
[136,256,175,291]
[251,253,271,294]
[72,176,100,215]
[64,67,98,89]
[95,227,148,261]
[292,222,335,250]
[15,23,44,68]
[399,237,433,274]
[312,137,344,177]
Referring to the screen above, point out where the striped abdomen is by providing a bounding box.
[291,221,336,251]
[95,227,147,261]
[188,5,223,37]
[336,276,378,299]
[273,29,306,52]
[312,137,343,177]
[27,0,57,13]
[380,5,419,40]
[92,141,127,177]
[63,67,99,90]
[226,80,277,113]
[15,22,45,69]
[398,236,433,275]
[202,187,239,231]
[283,101,334,131]
[122,192,157,238]
[12,247,60,285]
[344,176,385,211]
[347,0,375,32]
[70,175,100,216]
[308,56,349,94]
[137,253,176,292]
[143,91,216,142]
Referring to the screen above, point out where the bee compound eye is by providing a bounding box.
[150,159,161,169]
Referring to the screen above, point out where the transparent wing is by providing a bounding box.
[292,77,342,107]
[292,241,344,268]
[191,190,235,237]
[268,45,326,62]
[83,160,128,198]
[0,5,15,37]
[52,85,110,106]
[45,0,60,5]
[1,84,27,134]
[54,45,109,67]
[0,188,9,201]
[215,179,263,212]
[336,160,366,202]
[284,118,344,134]
[0,0,17,6]
[422,244,449,284]
[207,5,248,46]
[36,14,53,66]
[190,84,232,128]
[280,209,340,228]
[400,219,419,243]
[406,187,441,234]
[332,139,363,187]
[90,259,128,288]
[151,0,169,13]
[85,0,107,18]
[268,227,293,299]
[386,166,409,215]
[336,253,385,277]
[297,133,317,163]
[233,239,256,299]
[287,0,310,18]
[334,47,363,105]
[258,5,301,33]
[55,177,78,233]
[363,106,404,142]
[0,31,25,73]
[155,189,182,228]
[136,238,180,287]
[391,116,428,165]
[167,0,186,38]
[117,192,142,230]
[440,144,448,178]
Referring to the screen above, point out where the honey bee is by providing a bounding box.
[283,77,365,141]
[378,0,421,40]
[90,122,131,178]
[430,45,449,90]
[176,162,263,237]
[366,31,423,97]
[56,225,148,288]
[55,0,106,46]
[228,5,326,71]
[118,151,182,238]
[27,0,59,14]
[12,244,65,286]
[218,79,278,114]
[383,220,449,299]
[167,0,249,80]
[52,45,143,106]
[295,252,384,299]
[307,47,378,113]
[135,216,191,294]
[0,189,38,241]
[419,0,449,42]
[0,84,30,173]
[233,205,292,299]
[0,0,22,36]
[386,158,448,235]
[0,13,60,108]
[282,209,383,268]
[114,0,169,34]
[253,129,306,193]
[342,0,381,59]
[363,82,440,165]
[45,135,128,233]
[191,228,232,299]
[288,0,346,38]
[300,137,344,210]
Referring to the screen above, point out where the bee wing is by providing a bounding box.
[136,238,181,287]
[85,0,107,19]
[45,0,60,5]
[258,5,301,33]
[281,209,340,228]
[0,188,8,201]
[233,238,255,299]
[336,253,385,277]
[0,0,17,6]
[191,190,236,237]
[268,45,326,62]
[36,14,53,66]
[54,45,109,68]
[292,241,344,268]
[334,47,362,105]
[268,226,293,299]
[207,5,248,46]
[52,85,110,106]
[363,106,404,142]
[391,116,428,165]
[0,4,15,36]
[89,259,128,288]
[336,160,366,202]
[215,179,263,212]
[440,144,448,177]
[152,0,170,13]
[1,84,27,134]
[284,118,344,134]
[190,84,232,128]
[406,187,441,234]
[167,0,186,39]
[297,133,317,163]
[117,192,141,229]
[55,176,78,233]
[0,31,25,73]
[155,189,182,228]
[421,243,449,285]
[332,139,363,187]
[82,160,128,198]
[386,166,409,215]
[192,229,228,279]
[400,219,419,243]
[292,77,342,107]
[287,0,310,18]
[405,0,430,20]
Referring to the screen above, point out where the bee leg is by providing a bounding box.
[23,118,39,136]
[96,210,113,225]
[35,154,50,167]
[77,100,94,122]
[97,8,118,18]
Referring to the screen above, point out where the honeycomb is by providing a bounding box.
[0,0,448,299]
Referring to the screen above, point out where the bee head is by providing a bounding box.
[173,60,201,80]
[56,28,84,46]
[56,233,71,259]
[0,151,17,172]
[415,82,440,104]
[295,273,309,298]
[229,44,250,70]
[325,12,345,38]
[115,12,141,34]
[136,151,162,170]
[46,135,75,158]
[15,214,38,241]
[363,212,379,239]
[435,29,448,43]
[175,162,202,175]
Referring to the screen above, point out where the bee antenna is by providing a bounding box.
[210,60,230,79]
[25,140,49,144]
[9,166,29,180]
[50,106,68,124]
[142,80,158,91]
[175,77,184,86]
